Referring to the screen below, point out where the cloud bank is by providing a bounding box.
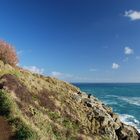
[51,71,73,79]
[24,66,44,74]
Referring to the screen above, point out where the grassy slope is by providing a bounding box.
[0,60,139,140]
[0,60,89,140]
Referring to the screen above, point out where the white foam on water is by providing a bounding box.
[106,95,140,106]
[100,95,140,132]
[120,97,140,106]
[106,95,119,98]
[119,114,140,132]
[103,100,118,105]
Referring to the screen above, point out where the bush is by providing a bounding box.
[10,117,37,140]
[0,40,18,66]
[15,123,36,140]
[0,90,12,116]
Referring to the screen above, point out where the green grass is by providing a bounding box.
[11,118,37,140]
[63,118,79,131]
[47,111,61,121]
[0,90,12,116]
[0,90,38,140]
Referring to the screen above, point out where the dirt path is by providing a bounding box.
[0,116,13,140]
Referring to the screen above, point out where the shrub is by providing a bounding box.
[0,40,18,66]
[0,90,12,116]
[10,117,37,140]
[15,123,36,140]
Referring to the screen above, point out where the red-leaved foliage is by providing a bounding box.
[0,40,18,66]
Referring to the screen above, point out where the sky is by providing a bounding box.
[0,0,140,83]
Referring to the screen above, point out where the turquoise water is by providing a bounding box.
[73,83,140,132]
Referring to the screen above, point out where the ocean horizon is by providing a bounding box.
[73,83,140,132]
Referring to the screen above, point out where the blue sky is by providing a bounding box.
[0,0,140,82]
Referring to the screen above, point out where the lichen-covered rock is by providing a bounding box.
[116,124,139,140]
[71,92,140,140]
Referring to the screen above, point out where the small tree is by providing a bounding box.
[0,40,18,66]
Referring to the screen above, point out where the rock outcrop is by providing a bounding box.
[71,92,140,140]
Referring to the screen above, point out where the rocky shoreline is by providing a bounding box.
[71,91,140,140]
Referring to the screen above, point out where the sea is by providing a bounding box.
[73,83,140,132]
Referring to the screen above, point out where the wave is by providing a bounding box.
[119,114,140,132]
[120,97,140,106]
[106,95,119,98]
[103,100,118,105]
[106,95,140,106]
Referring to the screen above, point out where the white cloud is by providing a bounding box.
[124,47,134,55]
[24,66,44,74]
[51,71,73,79]
[51,71,90,82]
[112,63,120,69]
[51,71,62,77]
[124,10,140,20]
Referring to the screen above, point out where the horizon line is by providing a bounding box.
[71,82,140,84]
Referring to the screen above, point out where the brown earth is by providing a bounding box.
[0,116,13,140]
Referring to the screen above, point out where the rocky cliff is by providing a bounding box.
[0,60,139,140]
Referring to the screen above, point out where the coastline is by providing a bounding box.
[73,83,140,133]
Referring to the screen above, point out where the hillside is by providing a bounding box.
[0,60,139,140]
